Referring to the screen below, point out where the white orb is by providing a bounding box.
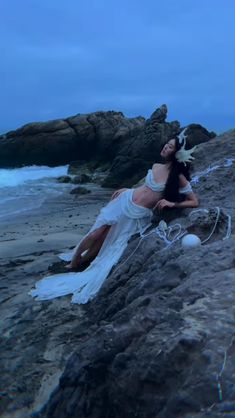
[181,234,201,249]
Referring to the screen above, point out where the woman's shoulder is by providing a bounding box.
[179,173,190,186]
[152,163,164,170]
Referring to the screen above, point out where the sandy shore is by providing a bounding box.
[0,183,113,418]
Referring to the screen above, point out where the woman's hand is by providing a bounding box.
[153,199,175,211]
[111,188,128,200]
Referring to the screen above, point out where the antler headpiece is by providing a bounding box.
[175,128,197,166]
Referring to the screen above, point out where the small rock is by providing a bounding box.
[57,175,71,183]
[70,187,91,195]
[71,174,91,184]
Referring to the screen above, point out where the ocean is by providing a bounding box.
[0,165,71,220]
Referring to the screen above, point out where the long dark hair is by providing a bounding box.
[162,137,191,202]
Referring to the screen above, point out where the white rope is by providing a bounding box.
[189,207,232,242]
[223,213,232,240]
[205,332,235,410]
[190,159,233,243]
[113,205,232,275]
[189,207,221,244]
[191,157,235,185]
[201,207,220,244]
[112,222,186,274]
[216,335,235,402]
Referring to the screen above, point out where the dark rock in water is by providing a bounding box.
[68,161,109,185]
[67,160,88,175]
[57,175,71,183]
[70,186,91,195]
[71,173,91,184]
[35,133,235,418]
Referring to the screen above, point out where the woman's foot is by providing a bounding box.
[65,263,74,270]
[65,255,82,270]
[65,263,79,270]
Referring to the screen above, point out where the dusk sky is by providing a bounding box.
[1,0,235,134]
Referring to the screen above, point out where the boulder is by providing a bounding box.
[0,111,145,168]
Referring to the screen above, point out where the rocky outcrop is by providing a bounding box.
[0,106,215,189]
[0,111,145,167]
[35,132,235,418]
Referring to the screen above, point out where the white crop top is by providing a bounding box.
[145,169,193,194]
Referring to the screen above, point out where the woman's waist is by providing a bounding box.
[132,186,162,209]
[120,189,152,218]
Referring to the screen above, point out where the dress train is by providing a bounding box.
[29,189,152,304]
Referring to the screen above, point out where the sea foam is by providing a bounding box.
[0,165,70,220]
[0,165,68,187]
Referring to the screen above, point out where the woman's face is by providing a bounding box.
[160,139,176,160]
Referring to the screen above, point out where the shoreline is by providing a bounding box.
[0,183,113,255]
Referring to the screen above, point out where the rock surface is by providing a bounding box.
[31,131,235,418]
[0,185,112,418]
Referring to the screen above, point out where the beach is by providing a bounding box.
[0,182,113,417]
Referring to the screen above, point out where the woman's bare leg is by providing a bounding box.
[78,226,111,266]
[67,225,110,269]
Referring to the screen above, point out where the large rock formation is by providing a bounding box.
[0,105,215,188]
[0,111,145,167]
[34,131,235,418]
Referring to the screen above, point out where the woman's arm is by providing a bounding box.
[174,192,199,208]
[175,174,199,207]
[154,194,198,211]
[154,174,199,210]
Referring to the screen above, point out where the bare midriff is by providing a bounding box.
[132,185,162,209]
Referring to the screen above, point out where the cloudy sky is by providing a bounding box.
[1,0,235,134]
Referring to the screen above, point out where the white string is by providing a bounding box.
[216,335,235,402]
[223,213,232,240]
[189,207,221,244]
[189,207,232,243]
[112,222,186,275]
[191,157,235,185]
[113,205,232,275]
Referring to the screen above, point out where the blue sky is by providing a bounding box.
[0,0,235,134]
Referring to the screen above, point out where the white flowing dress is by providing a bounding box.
[29,189,152,304]
[29,169,192,304]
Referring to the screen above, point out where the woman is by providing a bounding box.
[30,136,198,304]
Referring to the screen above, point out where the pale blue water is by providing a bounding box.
[0,165,71,219]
